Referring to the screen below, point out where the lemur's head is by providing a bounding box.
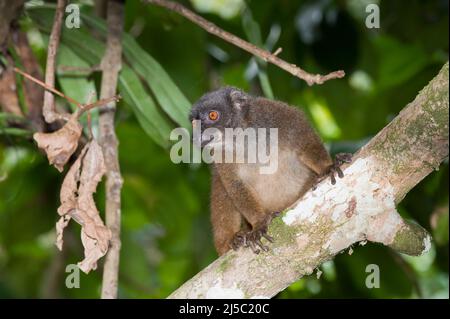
[189,87,250,147]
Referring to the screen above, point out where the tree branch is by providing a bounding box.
[14,67,120,119]
[99,0,124,299]
[143,0,345,86]
[42,0,70,123]
[168,62,449,299]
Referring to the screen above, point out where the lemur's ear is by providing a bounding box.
[229,88,248,110]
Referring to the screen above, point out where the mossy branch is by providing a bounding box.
[168,62,449,299]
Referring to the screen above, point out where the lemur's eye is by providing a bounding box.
[208,110,219,121]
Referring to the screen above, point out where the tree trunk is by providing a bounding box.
[99,0,124,299]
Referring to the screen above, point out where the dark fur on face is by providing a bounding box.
[189,87,250,134]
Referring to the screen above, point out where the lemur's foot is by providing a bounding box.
[231,212,280,254]
[329,153,353,184]
[230,231,247,251]
[313,153,352,189]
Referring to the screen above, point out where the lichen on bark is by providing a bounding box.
[389,220,431,256]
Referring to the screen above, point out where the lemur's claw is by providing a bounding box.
[315,153,353,187]
[231,231,246,251]
[335,153,353,165]
[231,212,279,254]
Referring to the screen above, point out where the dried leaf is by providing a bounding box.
[55,215,71,250]
[56,144,87,250]
[33,116,82,172]
[76,140,110,272]
[56,140,111,273]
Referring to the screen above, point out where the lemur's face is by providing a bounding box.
[189,87,248,147]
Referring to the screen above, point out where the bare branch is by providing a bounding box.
[14,67,120,119]
[15,67,82,108]
[143,0,345,86]
[42,0,70,123]
[168,62,449,299]
[99,0,124,300]
[75,95,121,117]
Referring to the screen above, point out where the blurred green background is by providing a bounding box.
[0,0,448,298]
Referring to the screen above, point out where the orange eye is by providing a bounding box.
[209,111,219,121]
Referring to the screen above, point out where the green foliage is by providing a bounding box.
[119,67,173,148]
[81,13,192,129]
[27,4,191,146]
[0,0,448,299]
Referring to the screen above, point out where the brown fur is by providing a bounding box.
[208,96,333,255]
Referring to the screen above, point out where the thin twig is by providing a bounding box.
[87,111,92,139]
[99,0,124,300]
[14,67,121,119]
[14,67,82,108]
[76,95,121,116]
[85,91,96,140]
[43,0,69,123]
[143,0,345,86]
[273,47,282,56]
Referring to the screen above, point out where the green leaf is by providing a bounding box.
[56,43,99,137]
[52,27,173,147]
[190,0,245,19]
[56,44,98,106]
[241,6,274,99]
[119,67,173,148]
[0,113,25,122]
[26,6,177,147]
[374,35,428,89]
[0,127,32,137]
[80,14,192,129]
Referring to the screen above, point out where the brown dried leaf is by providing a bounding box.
[77,140,110,272]
[55,143,88,250]
[56,140,111,274]
[55,215,71,251]
[33,115,82,172]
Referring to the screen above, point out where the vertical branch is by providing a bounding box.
[99,0,124,299]
[42,0,70,123]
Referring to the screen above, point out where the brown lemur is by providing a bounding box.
[189,87,351,255]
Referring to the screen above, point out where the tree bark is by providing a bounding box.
[42,0,70,123]
[168,62,449,299]
[99,0,124,299]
